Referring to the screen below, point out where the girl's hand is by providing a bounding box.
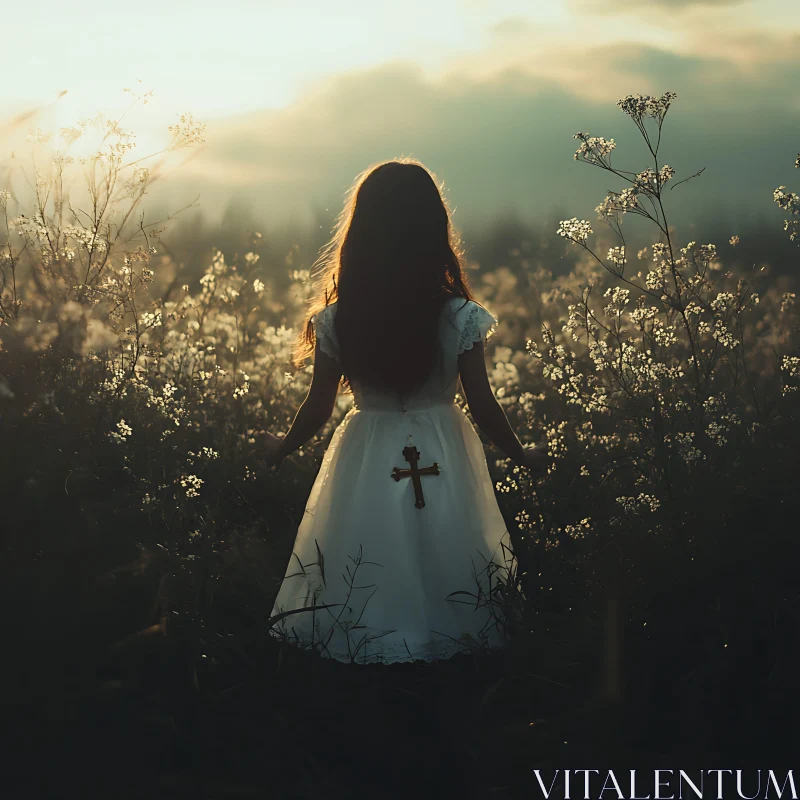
[522,442,552,478]
[261,432,286,468]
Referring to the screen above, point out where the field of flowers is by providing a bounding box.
[2,92,799,794]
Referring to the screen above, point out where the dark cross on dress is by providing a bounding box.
[391,436,440,510]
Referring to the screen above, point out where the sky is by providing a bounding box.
[2,0,799,242]
[3,0,604,118]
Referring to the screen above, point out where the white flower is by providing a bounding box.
[616,91,677,120]
[607,246,626,266]
[180,474,204,498]
[774,186,799,215]
[108,418,133,444]
[168,112,207,147]
[573,132,617,163]
[602,286,630,316]
[557,218,593,242]
[615,493,661,514]
[782,355,800,378]
[140,310,162,328]
[659,165,675,186]
[711,323,739,349]
[710,292,736,313]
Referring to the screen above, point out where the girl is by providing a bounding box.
[263,158,550,665]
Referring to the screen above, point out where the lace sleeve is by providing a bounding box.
[457,301,498,355]
[311,305,340,362]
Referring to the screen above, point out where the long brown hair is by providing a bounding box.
[294,157,474,396]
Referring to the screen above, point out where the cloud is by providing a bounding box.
[489,17,536,38]
[148,27,800,247]
[569,0,748,12]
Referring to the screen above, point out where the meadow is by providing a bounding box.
[2,92,799,797]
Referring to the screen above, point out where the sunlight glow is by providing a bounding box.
[3,0,793,132]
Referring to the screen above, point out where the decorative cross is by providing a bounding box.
[391,436,440,509]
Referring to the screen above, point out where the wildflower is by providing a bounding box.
[710,292,736,313]
[629,305,657,325]
[617,187,640,212]
[140,310,162,328]
[59,126,82,145]
[526,339,542,359]
[572,132,617,163]
[607,246,626,266]
[615,493,661,514]
[706,421,728,446]
[711,323,740,349]
[773,186,799,215]
[596,187,641,219]
[668,431,706,465]
[564,518,592,540]
[123,167,149,199]
[557,218,593,242]
[108,419,133,444]
[168,113,207,147]
[685,301,703,316]
[180,474,204,498]
[659,165,675,186]
[651,319,678,347]
[616,91,677,120]
[26,128,52,145]
[633,168,661,192]
[782,355,800,378]
[603,286,630,316]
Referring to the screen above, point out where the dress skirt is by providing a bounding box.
[268,401,516,665]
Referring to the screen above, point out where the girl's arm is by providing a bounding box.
[457,340,532,466]
[270,342,342,462]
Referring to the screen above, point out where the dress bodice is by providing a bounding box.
[311,296,497,412]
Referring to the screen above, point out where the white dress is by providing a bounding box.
[268,297,516,665]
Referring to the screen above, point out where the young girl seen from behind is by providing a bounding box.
[264,158,550,665]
